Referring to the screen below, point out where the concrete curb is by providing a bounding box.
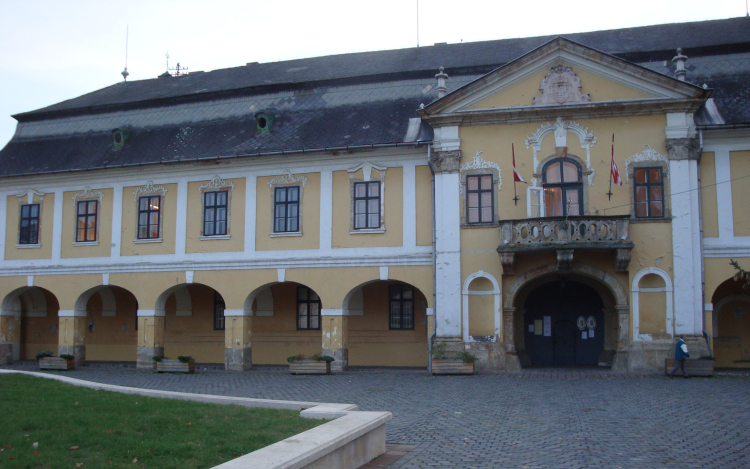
[0,369,390,468]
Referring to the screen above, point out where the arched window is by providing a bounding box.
[542,158,583,216]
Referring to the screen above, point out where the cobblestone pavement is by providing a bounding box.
[3,363,750,468]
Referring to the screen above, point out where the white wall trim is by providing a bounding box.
[110,183,123,258]
[224,309,251,317]
[0,192,6,261]
[174,180,188,255]
[59,310,86,317]
[631,267,674,340]
[461,270,501,343]
[244,175,257,254]
[425,307,433,316]
[434,170,462,338]
[185,270,194,284]
[319,170,333,250]
[27,276,33,287]
[713,149,734,240]
[379,266,389,281]
[51,189,63,260]
[277,268,286,283]
[102,273,109,286]
[712,294,750,338]
[321,308,346,316]
[137,309,164,317]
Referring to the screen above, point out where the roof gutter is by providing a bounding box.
[696,123,750,130]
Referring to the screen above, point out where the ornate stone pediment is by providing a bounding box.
[624,145,669,183]
[133,181,169,201]
[71,187,104,206]
[532,66,591,106]
[267,170,309,187]
[459,151,502,192]
[198,175,235,193]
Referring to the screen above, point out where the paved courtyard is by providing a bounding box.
[3,364,750,468]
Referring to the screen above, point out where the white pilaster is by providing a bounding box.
[0,192,6,261]
[402,163,417,249]
[319,170,333,250]
[174,181,188,255]
[434,170,462,338]
[110,183,123,258]
[244,175,257,253]
[52,189,64,260]
[714,149,734,239]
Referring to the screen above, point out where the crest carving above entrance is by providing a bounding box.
[532,66,591,106]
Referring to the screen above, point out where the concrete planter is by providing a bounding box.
[431,359,475,375]
[289,360,331,375]
[39,357,75,371]
[156,358,195,374]
[665,358,714,377]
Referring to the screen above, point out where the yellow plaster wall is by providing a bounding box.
[468,63,654,110]
[730,151,750,237]
[163,284,224,363]
[84,288,138,361]
[5,192,54,260]
[415,165,433,246]
[255,173,320,251]
[700,152,719,238]
[348,281,428,367]
[331,167,403,248]
[638,291,667,335]
[714,299,750,368]
[34,274,102,311]
[193,269,277,310]
[185,178,245,253]
[120,184,178,256]
[704,257,750,302]
[61,188,113,258]
[19,290,59,360]
[253,282,321,364]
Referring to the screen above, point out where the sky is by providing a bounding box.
[0,0,746,148]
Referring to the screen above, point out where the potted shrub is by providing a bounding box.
[665,356,714,377]
[430,344,476,375]
[287,354,333,375]
[154,355,195,374]
[37,350,75,371]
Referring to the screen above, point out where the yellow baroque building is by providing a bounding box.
[1,18,749,372]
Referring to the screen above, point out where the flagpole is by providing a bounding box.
[512,143,519,205]
[607,133,614,201]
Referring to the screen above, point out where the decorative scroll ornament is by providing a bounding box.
[532,66,591,106]
[347,162,387,182]
[71,187,104,206]
[199,175,235,193]
[16,189,45,204]
[624,145,669,183]
[459,151,502,192]
[133,181,168,202]
[525,118,597,186]
[267,169,308,188]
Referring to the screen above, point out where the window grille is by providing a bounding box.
[353,181,380,229]
[297,286,321,330]
[466,175,494,223]
[76,200,98,242]
[137,195,161,239]
[634,167,664,218]
[389,284,414,330]
[274,186,300,232]
[19,204,40,244]
[203,191,228,236]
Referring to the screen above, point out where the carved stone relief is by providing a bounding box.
[459,151,502,193]
[133,181,169,202]
[525,117,597,186]
[665,138,699,160]
[429,150,462,174]
[532,66,591,106]
[267,169,309,188]
[72,187,104,206]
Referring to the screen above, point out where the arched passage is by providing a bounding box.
[711,277,750,368]
[342,279,430,368]
[74,285,139,363]
[0,286,59,363]
[504,263,628,370]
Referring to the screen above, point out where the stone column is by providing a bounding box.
[430,148,463,340]
[322,310,348,372]
[136,310,164,370]
[58,310,86,367]
[502,307,515,353]
[224,310,252,371]
[611,305,630,372]
[0,312,21,364]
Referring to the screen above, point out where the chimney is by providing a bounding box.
[672,48,688,81]
[435,67,449,98]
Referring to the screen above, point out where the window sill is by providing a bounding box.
[350,227,386,234]
[73,241,99,247]
[200,234,231,241]
[630,217,672,224]
[15,243,41,249]
[134,238,163,244]
[461,222,500,229]
[269,231,302,238]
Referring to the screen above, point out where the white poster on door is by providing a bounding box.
[543,316,551,337]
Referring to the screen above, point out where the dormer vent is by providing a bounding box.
[435,67,449,98]
[672,48,688,81]
[112,128,131,147]
[256,113,274,133]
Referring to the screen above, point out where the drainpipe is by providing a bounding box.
[697,129,712,355]
[428,144,437,373]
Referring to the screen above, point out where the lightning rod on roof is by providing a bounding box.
[121,25,129,81]
[416,0,420,47]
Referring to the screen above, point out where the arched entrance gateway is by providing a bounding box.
[504,263,629,370]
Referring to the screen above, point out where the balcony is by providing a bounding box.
[497,215,634,274]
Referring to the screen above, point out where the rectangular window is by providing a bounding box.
[466,175,493,223]
[76,200,98,242]
[19,204,40,245]
[137,195,161,239]
[274,186,300,232]
[297,286,321,330]
[353,181,380,229]
[389,284,414,330]
[214,291,225,330]
[634,167,664,218]
[203,191,228,236]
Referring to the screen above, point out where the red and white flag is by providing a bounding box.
[512,144,527,183]
[610,134,623,186]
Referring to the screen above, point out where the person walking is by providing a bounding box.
[667,335,690,378]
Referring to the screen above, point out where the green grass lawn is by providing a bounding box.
[0,374,325,469]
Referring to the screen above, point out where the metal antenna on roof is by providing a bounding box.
[121,25,129,81]
[165,52,170,72]
[416,0,420,47]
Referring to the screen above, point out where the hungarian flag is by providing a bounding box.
[512,144,526,183]
[610,134,623,186]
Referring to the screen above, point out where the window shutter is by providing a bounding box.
[527,186,544,218]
